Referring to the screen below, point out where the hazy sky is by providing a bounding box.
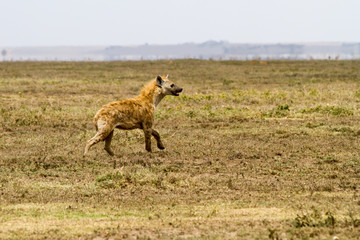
[1,0,359,46]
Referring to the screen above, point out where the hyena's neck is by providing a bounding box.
[139,80,165,108]
[153,92,165,107]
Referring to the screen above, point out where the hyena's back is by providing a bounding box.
[93,99,150,131]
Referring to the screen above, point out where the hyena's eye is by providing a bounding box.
[170,84,175,88]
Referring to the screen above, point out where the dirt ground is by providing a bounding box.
[0,60,360,239]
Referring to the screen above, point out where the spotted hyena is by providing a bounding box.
[84,75,183,156]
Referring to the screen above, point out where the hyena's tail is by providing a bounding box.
[93,118,98,131]
[93,109,102,131]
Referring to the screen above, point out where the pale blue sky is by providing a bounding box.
[0,0,359,46]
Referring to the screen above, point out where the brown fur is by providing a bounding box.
[84,75,183,156]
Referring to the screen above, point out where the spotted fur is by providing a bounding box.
[84,75,183,156]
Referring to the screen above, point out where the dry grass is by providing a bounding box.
[1,60,360,239]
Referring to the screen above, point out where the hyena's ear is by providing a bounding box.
[156,75,164,87]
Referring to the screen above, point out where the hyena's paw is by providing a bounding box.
[104,148,115,156]
[157,143,165,150]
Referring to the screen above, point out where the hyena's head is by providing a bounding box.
[156,75,183,96]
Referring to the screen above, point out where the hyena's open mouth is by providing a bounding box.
[172,88,183,96]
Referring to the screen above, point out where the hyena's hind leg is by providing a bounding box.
[104,130,115,156]
[152,129,165,150]
[84,120,114,156]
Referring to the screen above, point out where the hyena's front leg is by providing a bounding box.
[143,128,152,152]
[152,129,165,150]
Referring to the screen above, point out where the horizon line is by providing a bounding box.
[1,41,360,48]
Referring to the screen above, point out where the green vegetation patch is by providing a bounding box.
[263,104,290,118]
[301,105,354,116]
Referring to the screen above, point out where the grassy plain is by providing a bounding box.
[0,60,360,239]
